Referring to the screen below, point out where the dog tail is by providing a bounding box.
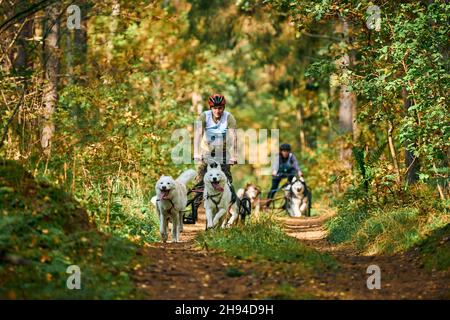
[150,195,157,206]
[236,188,245,199]
[176,169,197,186]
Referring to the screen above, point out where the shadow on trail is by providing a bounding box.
[134,207,449,299]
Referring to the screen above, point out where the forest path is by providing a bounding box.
[134,208,450,299]
[280,209,450,299]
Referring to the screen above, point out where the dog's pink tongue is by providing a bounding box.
[159,190,169,199]
[212,182,224,192]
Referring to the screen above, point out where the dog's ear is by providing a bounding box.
[213,160,220,169]
[292,176,298,183]
[206,159,220,170]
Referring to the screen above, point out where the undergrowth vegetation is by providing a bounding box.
[327,182,449,262]
[416,224,450,271]
[0,160,143,299]
[0,0,448,300]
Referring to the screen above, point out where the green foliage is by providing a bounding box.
[416,224,450,271]
[1,0,449,298]
[196,215,337,271]
[0,160,142,299]
[225,266,245,277]
[327,188,449,255]
[326,208,370,244]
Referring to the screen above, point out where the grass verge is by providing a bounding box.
[326,186,449,270]
[415,223,450,271]
[195,214,337,272]
[0,160,143,299]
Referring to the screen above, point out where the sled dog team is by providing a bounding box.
[151,93,309,242]
[151,163,309,243]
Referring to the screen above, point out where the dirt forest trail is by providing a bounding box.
[134,208,450,300]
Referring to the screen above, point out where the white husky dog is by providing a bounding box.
[151,169,196,242]
[284,176,309,217]
[203,163,238,229]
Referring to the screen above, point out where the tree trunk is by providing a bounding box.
[191,91,203,115]
[387,119,401,183]
[65,1,88,82]
[403,88,420,184]
[338,53,356,135]
[106,0,120,67]
[65,28,73,83]
[337,18,357,170]
[13,18,33,72]
[41,4,60,156]
[296,102,306,151]
[73,0,88,80]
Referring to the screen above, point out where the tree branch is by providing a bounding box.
[0,0,59,34]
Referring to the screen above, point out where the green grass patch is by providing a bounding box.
[264,282,317,300]
[326,207,370,244]
[225,267,245,277]
[195,215,337,272]
[0,160,143,299]
[416,224,450,271]
[326,199,449,256]
[65,179,160,245]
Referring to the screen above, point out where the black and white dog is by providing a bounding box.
[283,176,311,217]
[237,183,261,214]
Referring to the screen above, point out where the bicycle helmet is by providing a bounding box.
[280,143,291,151]
[208,94,226,107]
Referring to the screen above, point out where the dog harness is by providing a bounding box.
[156,198,175,215]
[205,181,236,212]
[205,192,223,212]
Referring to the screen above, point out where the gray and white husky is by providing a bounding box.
[284,176,310,217]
